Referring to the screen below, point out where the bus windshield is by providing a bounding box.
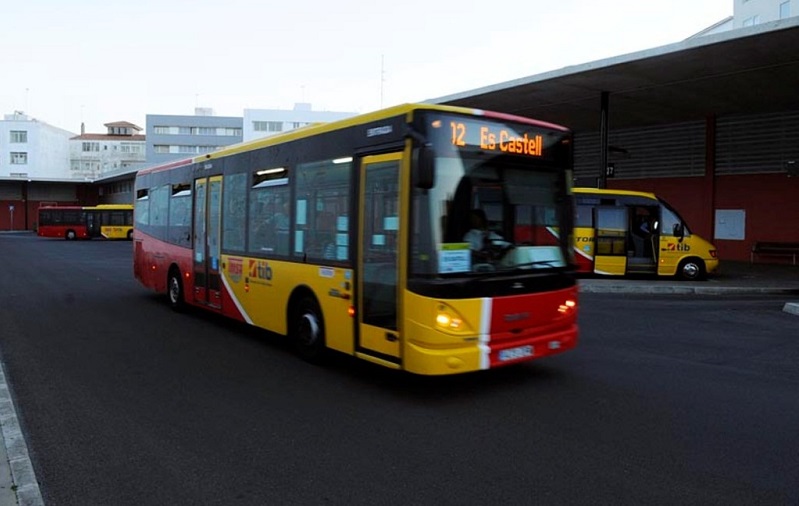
[411,113,573,278]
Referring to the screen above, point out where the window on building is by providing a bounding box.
[191,127,217,136]
[10,152,27,165]
[253,121,284,133]
[120,142,142,153]
[82,142,100,152]
[154,145,170,154]
[780,1,790,18]
[10,130,27,143]
[153,126,171,134]
[743,15,760,26]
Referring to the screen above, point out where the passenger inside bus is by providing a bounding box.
[632,209,657,258]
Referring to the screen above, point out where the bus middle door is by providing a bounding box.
[357,153,402,367]
[86,211,100,238]
[193,175,223,309]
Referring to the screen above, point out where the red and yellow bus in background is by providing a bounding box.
[37,204,134,240]
[133,104,578,375]
[571,188,719,280]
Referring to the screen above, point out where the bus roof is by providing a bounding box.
[572,187,658,200]
[137,103,570,176]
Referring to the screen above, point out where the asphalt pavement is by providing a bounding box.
[0,245,796,505]
[578,260,799,315]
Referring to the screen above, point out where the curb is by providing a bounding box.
[578,282,799,296]
[0,360,43,506]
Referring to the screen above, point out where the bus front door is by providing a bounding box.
[593,206,628,275]
[193,176,223,309]
[357,153,402,365]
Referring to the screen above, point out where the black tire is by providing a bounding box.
[127,230,133,240]
[167,270,185,312]
[678,258,706,281]
[66,229,76,240]
[291,296,327,364]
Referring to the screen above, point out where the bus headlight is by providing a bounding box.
[436,305,463,330]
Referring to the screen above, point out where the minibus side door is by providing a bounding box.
[593,205,628,275]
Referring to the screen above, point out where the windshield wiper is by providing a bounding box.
[511,260,562,269]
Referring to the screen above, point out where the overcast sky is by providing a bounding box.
[1,0,731,134]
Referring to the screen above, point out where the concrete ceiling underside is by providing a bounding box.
[430,19,799,132]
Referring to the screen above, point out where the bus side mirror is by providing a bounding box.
[673,223,685,241]
[414,145,435,190]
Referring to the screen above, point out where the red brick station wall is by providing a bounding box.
[611,173,799,263]
[2,175,796,263]
[0,185,97,232]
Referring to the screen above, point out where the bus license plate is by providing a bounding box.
[499,345,533,362]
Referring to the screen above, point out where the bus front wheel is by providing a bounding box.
[678,258,706,281]
[167,269,185,312]
[291,296,327,364]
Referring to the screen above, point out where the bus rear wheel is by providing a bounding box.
[291,296,327,364]
[168,270,185,312]
[66,230,76,240]
[678,258,706,281]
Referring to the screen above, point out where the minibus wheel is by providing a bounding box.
[167,268,185,312]
[291,295,327,364]
[678,258,706,281]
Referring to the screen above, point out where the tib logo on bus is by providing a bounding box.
[249,259,273,284]
[667,242,691,252]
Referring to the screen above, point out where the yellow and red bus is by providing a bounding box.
[38,204,134,240]
[572,188,718,280]
[133,104,578,375]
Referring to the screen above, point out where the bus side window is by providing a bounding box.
[295,158,353,263]
[575,205,594,227]
[660,206,683,237]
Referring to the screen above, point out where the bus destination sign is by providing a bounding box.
[446,120,543,157]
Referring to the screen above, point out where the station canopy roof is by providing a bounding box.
[429,18,799,132]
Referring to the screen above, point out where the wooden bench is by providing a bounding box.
[751,241,799,265]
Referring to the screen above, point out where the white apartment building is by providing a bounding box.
[0,112,74,181]
[243,103,357,142]
[70,121,147,180]
[736,0,795,27]
[694,0,796,36]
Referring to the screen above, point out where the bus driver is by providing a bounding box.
[463,209,510,260]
